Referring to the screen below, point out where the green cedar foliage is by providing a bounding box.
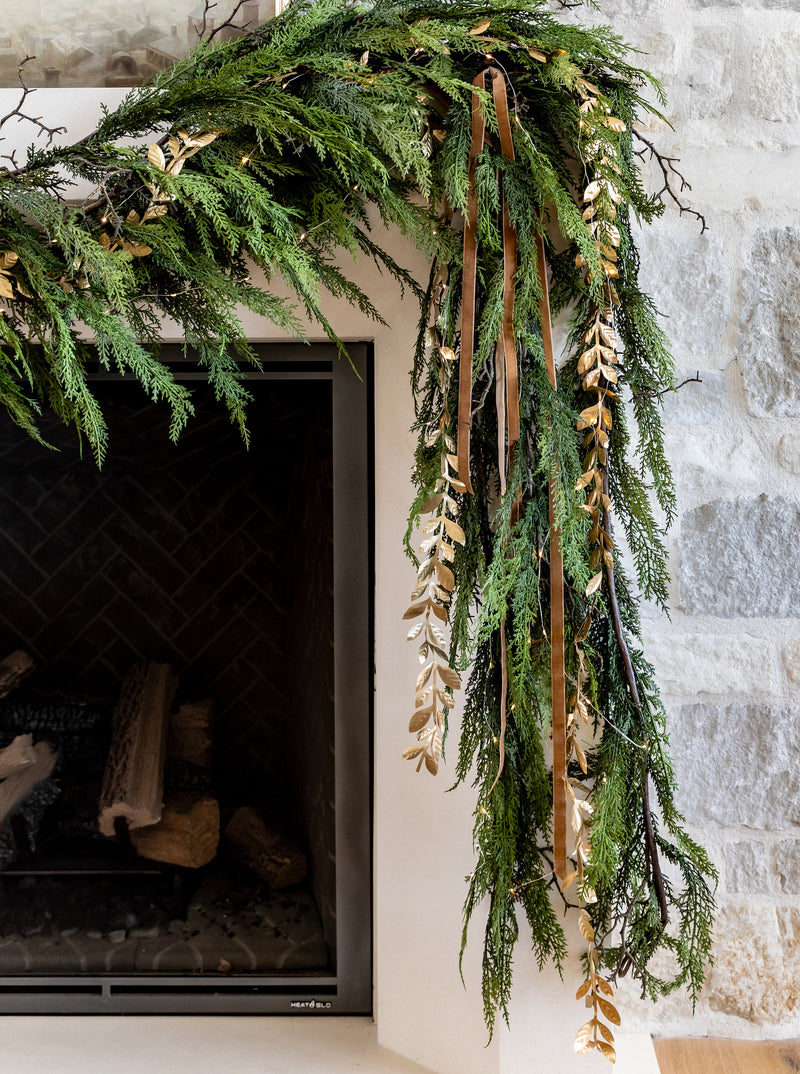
[0,0,714,1037]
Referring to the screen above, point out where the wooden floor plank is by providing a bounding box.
[654,1038,800,1074]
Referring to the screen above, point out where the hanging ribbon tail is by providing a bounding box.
[458,67,519,497]
[456,72,487,496]
[460,70,520,800]
[491,69,519,475]
[536,231,568,885]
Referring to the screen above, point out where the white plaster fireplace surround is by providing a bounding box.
[0,89,659,1074]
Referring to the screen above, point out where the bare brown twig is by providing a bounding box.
[633,130,706,233]
[0,56,67,153]
[200,0,259,43]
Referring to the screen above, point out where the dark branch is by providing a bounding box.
[632,371,702,402]
[642,775,669,926]
[0,56,67,151]
[200,0,258,43]
[633,130,707,234]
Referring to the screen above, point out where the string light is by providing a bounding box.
[298,231,307,242]
[100,216,108,224]
[240,155,250,166]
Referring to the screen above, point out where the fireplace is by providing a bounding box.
[0,342,371,1013]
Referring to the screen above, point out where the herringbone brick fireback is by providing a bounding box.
[0,379,334,837]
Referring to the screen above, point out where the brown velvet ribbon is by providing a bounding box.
[536,232,568,885]
[457,67,519,495]
[457,70,568,882]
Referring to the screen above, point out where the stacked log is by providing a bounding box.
[131,791,220,868]
[0,651,34,700]
[223,806,307,888]
[97,661,177,836]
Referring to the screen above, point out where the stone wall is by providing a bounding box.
[582,0,800,1043]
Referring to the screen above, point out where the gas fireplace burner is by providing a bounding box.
[0,343,371,1013]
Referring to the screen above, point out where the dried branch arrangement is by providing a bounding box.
[0,0,715,1059]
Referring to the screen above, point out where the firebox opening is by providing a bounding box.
[0,343,371,1012]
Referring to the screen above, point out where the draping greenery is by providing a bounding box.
[0,0,715,1059]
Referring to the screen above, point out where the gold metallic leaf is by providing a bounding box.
[598,1022,614,1043]
[403,601,428,620]
[438,665,461,690]
[435,561,455,590]
[585,570,603,596]
[578,909,595,942]
[575,979,591,1000]
[439,542,455,563]
[402,746,423,760]
[0,275,13,299]
[416,664,433,691]
[409,710,430,733]
[574,1022,595,1053]
[583,181,601,202]
[148,143,166,171]
[605,224,620,246]
[424,754,439,775]
[561,870,578,891]
[574,741,588,774]
[422,492,444,513]
[595,977,614,998]
[528,47,547,62]
[142,204,169,221]
[469,18,491,34]
[443,516,466,543]
[407,622,423,641]
[597,1041,616,1063]
[121,240,152,257]
[597,998,620,1026]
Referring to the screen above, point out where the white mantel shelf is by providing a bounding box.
[0,1017,659,1073]
[0,1016,431,1074]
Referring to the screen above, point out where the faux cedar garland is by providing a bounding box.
[0,0,716,1058]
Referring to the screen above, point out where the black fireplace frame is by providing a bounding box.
[0,341,372,1015]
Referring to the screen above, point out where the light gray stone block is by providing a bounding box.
[707,905,800,1024]
[686,28,734,118]
[669,703,800,828]
[782,638,800,683]
[680,495,800,617]
[773,840,800,893]
[750,35,800,123]
[740,229,800,416]
[637,230,731,361]
[777,434,800,476]
[661,370,726,424]
[725,841,770,894]
[642,627,776,697]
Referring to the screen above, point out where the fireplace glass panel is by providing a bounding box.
[0,344,370,1013]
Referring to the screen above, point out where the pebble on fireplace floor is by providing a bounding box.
[0,868,329,975]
